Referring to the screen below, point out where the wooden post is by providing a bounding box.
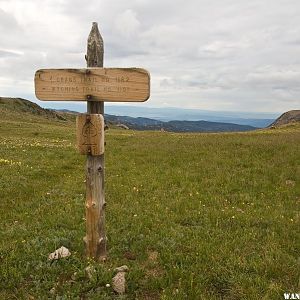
[84,22,107,261]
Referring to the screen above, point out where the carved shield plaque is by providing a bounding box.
[76,114,104,155]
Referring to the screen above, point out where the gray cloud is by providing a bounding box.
[0,0,299,112]
[0,7,20,31]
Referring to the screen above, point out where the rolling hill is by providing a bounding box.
[269,110,300,127]
[0,97,67,121]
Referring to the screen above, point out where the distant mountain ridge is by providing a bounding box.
[104,114,256,132]
[104,105,276,128]
[40,103,277,127]
[0,97,257,132]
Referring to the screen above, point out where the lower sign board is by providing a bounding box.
[34,68,150,102]
[76,114,104,155]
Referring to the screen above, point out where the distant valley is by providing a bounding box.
[54,108,257,132]
[44,103,277,128]
[104,105,277,128]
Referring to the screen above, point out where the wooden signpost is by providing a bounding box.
[34,22,150,261]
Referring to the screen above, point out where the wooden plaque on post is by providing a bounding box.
[76,114,104,156]
[34,68,150,102]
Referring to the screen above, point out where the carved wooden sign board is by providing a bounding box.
[35,68,150,102]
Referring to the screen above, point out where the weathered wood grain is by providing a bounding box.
[76,114,104,156]
[34,67,150,102]
[84,22,107,261]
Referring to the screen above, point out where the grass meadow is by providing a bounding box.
[0,109,299,299]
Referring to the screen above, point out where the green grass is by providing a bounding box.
[0,110,299,299]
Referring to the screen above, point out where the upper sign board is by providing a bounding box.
[34,68,150,102]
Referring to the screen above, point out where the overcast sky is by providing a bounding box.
[0,0,300,113]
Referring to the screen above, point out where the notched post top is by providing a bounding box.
[87,22,104,68]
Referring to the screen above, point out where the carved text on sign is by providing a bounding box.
[35,68,150,102]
